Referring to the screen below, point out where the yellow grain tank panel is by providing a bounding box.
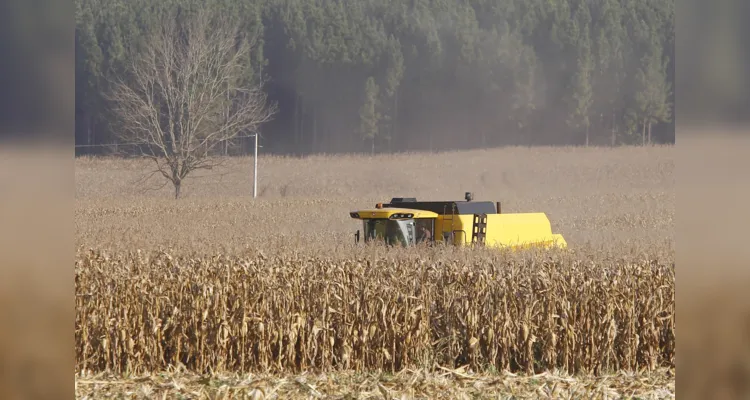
[483,213,566,249]
[433,214,473,246]
[435,215,452,243]
[453,214,474,245]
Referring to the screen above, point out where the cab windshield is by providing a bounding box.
[363,219,414,246]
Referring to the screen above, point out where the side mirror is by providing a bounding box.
[355,230,360,243]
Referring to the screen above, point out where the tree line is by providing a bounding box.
[75,0,674,156]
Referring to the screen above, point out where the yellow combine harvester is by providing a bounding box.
[349,192,566,249]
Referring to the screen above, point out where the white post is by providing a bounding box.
[253,133,258,199]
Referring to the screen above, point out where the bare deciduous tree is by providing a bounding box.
[107,8,276,198]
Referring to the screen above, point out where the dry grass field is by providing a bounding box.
[75,145,675,399]
[75,146,674,253]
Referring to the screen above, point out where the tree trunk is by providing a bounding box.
[371,137,375,155]
[585,124,590,147]
[393,91,398,149]
[87,113,93,147]
[293,93,299,154]
[174,181,181,199]
[611,110,616,146]
[300,101,306,156]
[642,118,646,146]
[312,106,317,154]
[648,121,652,144]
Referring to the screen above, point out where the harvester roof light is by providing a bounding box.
[376,203,383,209]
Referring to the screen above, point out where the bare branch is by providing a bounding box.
[105,6,276,198]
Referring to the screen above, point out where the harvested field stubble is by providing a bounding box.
[75,367,676,399]
[75,247,674,376]
[75,146,675,254]
[75,146,674,253]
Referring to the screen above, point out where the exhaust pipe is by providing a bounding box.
[496,201,501,214]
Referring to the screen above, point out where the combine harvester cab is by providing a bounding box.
[349,192,566,250]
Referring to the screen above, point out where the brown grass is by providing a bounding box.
[75,145,675,396]
[75,145,674,253]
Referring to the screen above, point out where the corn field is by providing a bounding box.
[75,247,674,376]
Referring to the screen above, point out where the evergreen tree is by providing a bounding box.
[566,4,594,146]
[359,76,380,154]
[73,0,675,155]
[634,37,672,145]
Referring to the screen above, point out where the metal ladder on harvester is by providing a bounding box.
[472,214,487,246]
